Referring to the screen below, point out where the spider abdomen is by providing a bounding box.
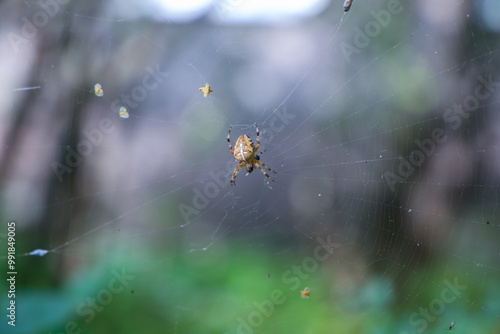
[234,135,255,161]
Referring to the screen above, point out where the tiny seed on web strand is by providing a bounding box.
[119,106,129,119]
[94,83,103,97]
[300,287,311,299]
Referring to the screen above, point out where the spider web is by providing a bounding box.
[1,0,500,333]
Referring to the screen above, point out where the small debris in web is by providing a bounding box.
[12,86,41,92]
[27,249,49,257]
[300,287,311,299]
[119,106,129,119]
[199,83,213,97]
[94,83,103,97]
[344,0,353,12]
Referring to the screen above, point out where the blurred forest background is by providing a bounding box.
[0,0,500,333]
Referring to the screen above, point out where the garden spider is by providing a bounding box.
[227,123,277,186]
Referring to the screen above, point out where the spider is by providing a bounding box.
[227,123,277,186]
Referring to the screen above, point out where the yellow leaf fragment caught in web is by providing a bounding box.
[199,83,213,97]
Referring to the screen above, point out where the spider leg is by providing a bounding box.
[230,163,245,186]
[255,160,278,174]
[254,149,267,157]
[255,163,275,183]
[254,122,260,152]
[227,126,234,155]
